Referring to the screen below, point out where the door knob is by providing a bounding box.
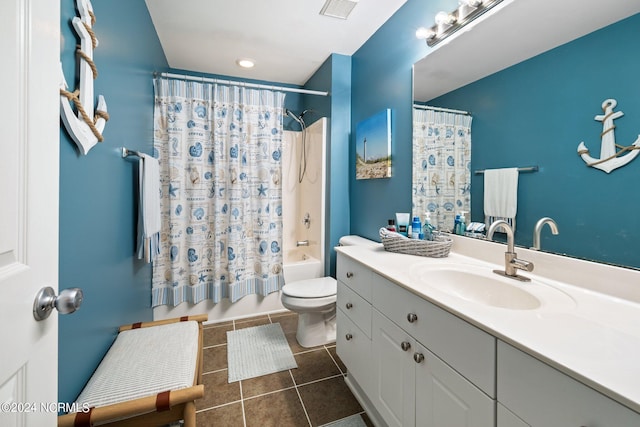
[407,313,418,323]
[346,302,353,309]
[345,333,353,341]
[401,341,411,351]
[414,353,425,363]
[33,286,83,321]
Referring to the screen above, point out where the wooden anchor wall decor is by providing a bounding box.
[577,99,640,173]
[60,0,109,155]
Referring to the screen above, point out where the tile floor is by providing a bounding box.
[196,311,373,427]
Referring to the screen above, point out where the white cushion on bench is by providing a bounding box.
[75,321,199,408]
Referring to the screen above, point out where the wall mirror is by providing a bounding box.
[413,0,640,268]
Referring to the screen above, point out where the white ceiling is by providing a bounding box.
[414,0,640,101]
[145,0,408,86]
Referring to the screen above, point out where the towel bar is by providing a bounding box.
[474,166,538,175]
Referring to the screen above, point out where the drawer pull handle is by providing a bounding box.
[346,302,353,309]
[413,353,425,363]
[407,313,418,323]
[345,333,353,341]
[400,341,411,351]
[346,272,354,278]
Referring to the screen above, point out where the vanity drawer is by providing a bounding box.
[373,273,496,397]
[498,341,640,426]
[337,281,372,338]
[336,254,373,302]
[337,308,372,394]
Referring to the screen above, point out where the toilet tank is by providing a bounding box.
[338,235,378,247]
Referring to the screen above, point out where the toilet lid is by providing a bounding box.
[282,277,337,298]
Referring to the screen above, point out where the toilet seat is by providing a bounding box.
[282,277,336,298]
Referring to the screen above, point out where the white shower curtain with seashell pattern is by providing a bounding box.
[151,78,286,306]
[412,108,472,232]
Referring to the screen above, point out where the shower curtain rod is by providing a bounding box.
[157,72,329,97]
[413,104,470,115]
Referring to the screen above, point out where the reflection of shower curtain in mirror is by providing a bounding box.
[412,108,472,232]
[151,78,286,306]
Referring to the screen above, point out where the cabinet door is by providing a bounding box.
[336,308,371,393]
[372,310,416,427]
[415,342,495,427]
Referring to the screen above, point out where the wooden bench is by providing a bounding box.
[58,315,207,427]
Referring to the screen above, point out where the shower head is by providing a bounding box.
[285,109,306,129]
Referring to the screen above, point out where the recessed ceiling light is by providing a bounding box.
[320,0,359,20]
[236,58,255,69]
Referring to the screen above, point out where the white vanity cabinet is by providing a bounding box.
[372,310,494,427]
[336,253,495,427]
[336,247,640,426]
[497,341,640,427]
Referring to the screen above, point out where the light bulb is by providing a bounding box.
[434,11,455,26]
[415,27,436,40]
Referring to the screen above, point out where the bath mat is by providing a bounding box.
[227,323,297,382]
[320,414,368,427]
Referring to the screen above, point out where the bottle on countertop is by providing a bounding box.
[386,219,396,232]
[453,214,461,234]
[411,216,422,239]
[457,212,467,235]
[423,211,433,241]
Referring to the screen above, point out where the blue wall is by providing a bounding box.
[303,54,352,277]
[430,13,640,268]
[58,0,168,404]
[349,0,454,242]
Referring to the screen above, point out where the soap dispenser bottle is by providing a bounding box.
[458,212,466,235]
[423,212,433,241]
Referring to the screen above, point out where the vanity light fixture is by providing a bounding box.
[236,58,255,69]
[417,0,504,47]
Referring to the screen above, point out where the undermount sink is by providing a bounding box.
[408,263,575,311]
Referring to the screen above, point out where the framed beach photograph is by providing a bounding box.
[356,109,392,179]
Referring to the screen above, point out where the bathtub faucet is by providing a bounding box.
[296,240,309,247]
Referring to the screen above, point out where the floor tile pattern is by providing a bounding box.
[195,312,373,427]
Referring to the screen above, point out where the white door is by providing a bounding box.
[0,0,60,426]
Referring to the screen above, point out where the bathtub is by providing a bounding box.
[283,248,323,283]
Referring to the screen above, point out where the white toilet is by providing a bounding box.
[281,235,377,348]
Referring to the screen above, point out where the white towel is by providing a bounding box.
[484,167,518,231]
[137,153,161,263]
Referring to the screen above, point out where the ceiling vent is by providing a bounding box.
[319,0,359,19]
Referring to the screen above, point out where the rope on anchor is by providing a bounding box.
[577,143,640,167]
[60,89,110,142]
[577,102,639,167]
[59,10,109,142]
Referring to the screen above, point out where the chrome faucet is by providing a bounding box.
[531,217,559,250]
[486,220,534,281]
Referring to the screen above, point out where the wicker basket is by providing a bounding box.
[379,227,453,258]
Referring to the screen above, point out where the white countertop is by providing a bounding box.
[336,238,640,414]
